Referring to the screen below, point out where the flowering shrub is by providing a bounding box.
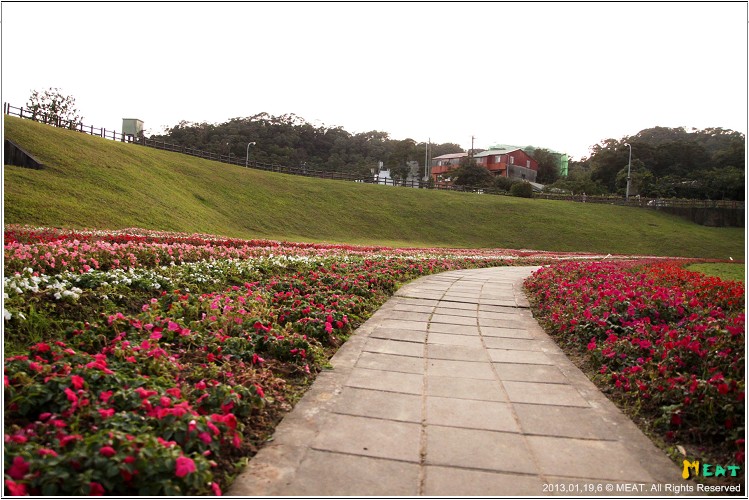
[524,261,745,464]
[10,224,732,494]
[6,225,631,495]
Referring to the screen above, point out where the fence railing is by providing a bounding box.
[4,102,745,212]
[4,103,140,143]
[535,193,744,209]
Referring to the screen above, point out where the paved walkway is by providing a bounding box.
[229,266,689,496]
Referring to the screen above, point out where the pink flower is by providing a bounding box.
[157,437,177,448]
[32,342,51,352]
[211,482,222,495]
[168,321,180,332]
[5,479,27,496]
[195,380,207,390]
[71,375,84,389]
[175,456,196,477]
[99,446,116,458]
[7,434,27,444]
[89,482,105,495]
[59,434,82,447]
[150,331,163,340]
[7,456,29,480]
[64,387,78,405]
[37,448,58,457]
[199,432,212,444]
[98,408,115,418]
[99,391,113,403]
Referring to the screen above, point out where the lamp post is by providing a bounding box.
[624,143,632,201]
[246,142,256,167]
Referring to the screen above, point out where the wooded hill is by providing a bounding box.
[151,116,744,200]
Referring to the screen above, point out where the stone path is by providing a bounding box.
[229,266,690,496]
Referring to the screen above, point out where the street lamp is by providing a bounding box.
[624,143,632,201]
[246,142,256,167]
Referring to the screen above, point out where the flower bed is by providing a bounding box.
[5,225,618,496]
[524,260,745,465]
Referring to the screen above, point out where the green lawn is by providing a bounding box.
[4,116,744,259]
[686,262,746,283]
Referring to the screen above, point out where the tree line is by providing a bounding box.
[551,126,745,200]
[149,113,463,180]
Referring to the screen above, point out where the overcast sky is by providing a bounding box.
[2,2,746,160]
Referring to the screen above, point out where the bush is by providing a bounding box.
[493,176,516,192]
[510,181,533,198]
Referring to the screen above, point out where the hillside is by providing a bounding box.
[3,116,744,259]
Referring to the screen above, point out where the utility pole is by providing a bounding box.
[470,136,475,158]
[424,138,429,182]
[624,143,632,201]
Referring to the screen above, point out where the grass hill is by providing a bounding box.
[3,116,744,259]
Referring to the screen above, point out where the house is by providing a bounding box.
[473,148,538,182]
[430,153,468,184]
[430,148,538,185]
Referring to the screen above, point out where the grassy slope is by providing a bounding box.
[4,116,744,259]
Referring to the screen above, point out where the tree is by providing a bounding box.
[453,157,494,187]
[528,148,561,185]
[614,161,653,196]
[493,175,518,192]
[26,88,83,128]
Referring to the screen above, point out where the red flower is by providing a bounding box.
[175,456,196,477]
[5,479,27,496]
[99,446,116,458]
[99,391,113,403]
[89,482,105,495]
[32,342,51,352]
[37,448,57,457]
[71,375,85,389]
[98,408,115,419]
[64,387,78,405]
[7,456,29,480]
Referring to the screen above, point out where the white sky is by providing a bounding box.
[2,2,746,160]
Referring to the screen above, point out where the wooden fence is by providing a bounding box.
[4,103,139,143]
